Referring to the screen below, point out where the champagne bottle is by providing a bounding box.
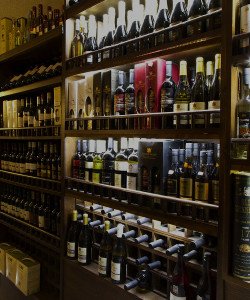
[190,57,208,128]
[196,252,212,299]
[170,244,189,299]
[67,210,78,259]
[103,7,116,60]
[187,0,207,37]
[173,60,191,128]
[155,0,170,45]
[98,220,113,277]
[78,213,92,265]
[114,0,127,57]
[111,224,127,284]
[208,53,221,127]
[169,0,188,42]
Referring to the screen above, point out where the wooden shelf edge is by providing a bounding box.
[0,135,61,140]
[65,129,221,139]
[0,27,62,65]
[0,177,62,196]
[66,0,104,19]
[230,160,250,172]
[0,76,62,98]
[224,274,250,290]
[65,189,218,237]
[65,30,222,78]
[0,218,60,253]
[0,212,60,241]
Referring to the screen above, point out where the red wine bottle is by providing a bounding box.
[196,252,212,300]
[170,244,189,299]
[169,0,188,42]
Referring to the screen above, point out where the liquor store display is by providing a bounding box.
[0,0,249,300]
[66,204,217,299]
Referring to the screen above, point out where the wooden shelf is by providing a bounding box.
[0,126,61,138]
[230,160,250,172]
[65,128,221,140]
[0,176,62,196]
[224,274,250,291]
[0,135,61,140]
[0,213,60,253]
[0,27,62,66]
[65,187,218,237]
[0,170,61,193]
[65,29,222,78]
[0,76,62,98]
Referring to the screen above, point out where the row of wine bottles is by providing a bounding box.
[0,59,62,91]
[66,209,216,299]
[69,0,221,61]
[0,141,61,181]
[67,55,221,131]
[0,185,60,236]
[1,87,61,129]
[71,138,220,208]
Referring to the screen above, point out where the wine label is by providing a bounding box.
[67,242,75,258]
[78,247,87,263]
[241,5,250,48]
[127,175,137,190]
[180,178,193,199]
[208,100,220,110]
[127,161,138,174]
[170,285,186,299]
[232,174,250,280]
[111,262,121,281]
[18,116,23,128]
[115,161,128,187]
[190,102,206,125]
[23,114,28,127]
[161,87,174,110]
[167,178,178,196]
[86,53,93,64]
[92,167,102,183]
[238,112,250,138]
[38,216,45,228]
[195,181,209,201]
[125,92,135,113]
[98,256,108,275]
[212,179,219,204]
[102,161,115,185]
[114,94,125,114]
[30,163,37,171]
[103,49,110,60]
[173,103,189,125]
[85,162,93,181]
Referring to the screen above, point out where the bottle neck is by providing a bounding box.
[117,1,126,27]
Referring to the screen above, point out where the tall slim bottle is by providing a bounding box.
[114,1,127,57]
[78,213,92,265]
[169,0,188,42]
[84,15,98,64]
[103,8,116,60]
[155,0,170,45]
[67,210,78,259]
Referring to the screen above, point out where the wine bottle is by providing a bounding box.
[114,138,128,189]
[72,140,82,179]
[208,53,221,127]
[206,61,214,94]
[210,144,220,205]
[187,0,207,37]
[84,15,98,64]
[190,57,208,128]
[71,19,84,58]
[114,1,127,57]
[140,0,157,49]
[161,61,176,128]
[114,71,126,129]
[149,239,165,249]
[237,67,250,138]
[195,150,209,202]
[108,210,123,218]
[103,7,116,60]
[122,230,137,239]
[79,140,88,180]
[125,69,136,129]
[127,0,141,53]
[99,220,113,277]
[99,14,108,50]
[135,234,150,244]
[111,224,127,284]
[155,0,170,45]
[169,0,188,42]
[78,213,92,265]
[179,143,193,216]
[127,138,139,192]
[85,140,96,182]
[165,149,180,213]
[122,213,136,220]
[173,60,191,128]
[137,217,150,225]
[67,210,78,259]
[170,244,189,299]
[196,252,212,299]
[92,140,106,184]
[101,138,116,188]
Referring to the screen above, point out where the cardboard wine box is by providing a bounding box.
[68,81,78,129]
[83,75,94,130]
[138,139,184,207]
[12,99,21,128]
[6,249,26,284]
[134,62,146,114]
[0,18,12,54]
[54,86,62,125]
[102,69,119,129]
[93,72,103,130]
[7,100,13,128]
[16,257,40,296]
[0,243,14,275]
[3,100,8,128]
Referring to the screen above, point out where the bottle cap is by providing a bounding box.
[104,220,110,231]
[83,213,88,225]
[117,223,124,238]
